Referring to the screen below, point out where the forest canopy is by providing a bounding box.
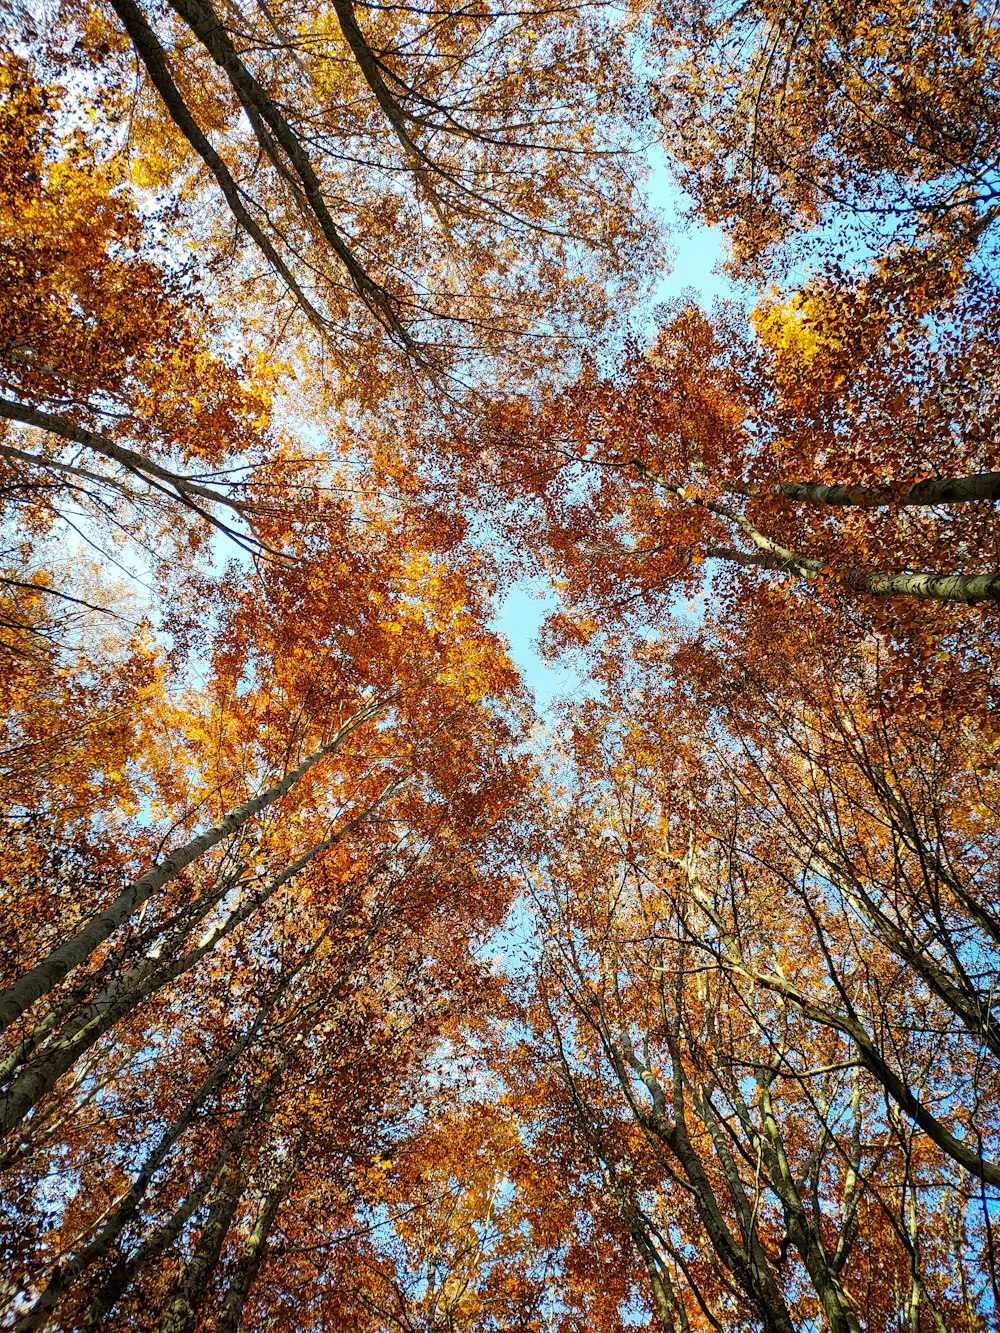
[1,0,1000,1329]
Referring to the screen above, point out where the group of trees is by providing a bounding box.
[2,0,999,1328]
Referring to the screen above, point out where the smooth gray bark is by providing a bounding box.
[630,457,1000,603]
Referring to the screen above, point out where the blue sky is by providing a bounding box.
[493,164,733,714]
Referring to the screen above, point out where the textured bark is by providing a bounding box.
[215,1154,301,1333]
[704,544,1000,603]
[777,474,1000,507]
[846,568,1000,601]
[157,1160,247,1333]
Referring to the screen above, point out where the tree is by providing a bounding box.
[15,0,658,392]
[522,658,999,1330]
[0,373,530,1326]
[454,292,1000,628]
[646,0,1000,290]
[7,0,1000,1325]
[2,609,526,1326]
[0,51,282,570]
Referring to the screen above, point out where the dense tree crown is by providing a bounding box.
[2,0,999,1328]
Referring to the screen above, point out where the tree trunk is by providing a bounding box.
[777,474,1000,507]
[82,1082,272,1328]
[105,0,326,331]
[215,1153,301,1333]
[631,458,1000,603]
[12,1004,272,1333]
[704,545,1000,603]
[162,0,404,342]
[755,1079,862,1333]
[0,397,246,516]
[0,820,360,1140]
[157,1160,247,1333]
[631,1222,680,1333]
[607,1029,796,1333]
[0,706,382,1034]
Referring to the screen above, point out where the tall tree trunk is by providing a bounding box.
[755,1079,862,1333]
[0,816,369,1140]
[776,474,1000,507]
[0,704,383,1034]
[157,1159,248,1333]
[630,457,1000,603]
[631,1222,681,1333]
[549,1023,685,1333]
[0,863,239,1085]
[605,1027,796,1333]
[215,1152,301,1333]
[14,920,331,1333]
[704,544,1000,603]
[81,1076,277,1328]
[12,1006,271,1333]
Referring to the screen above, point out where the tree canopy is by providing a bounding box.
[3,0,1000,1328]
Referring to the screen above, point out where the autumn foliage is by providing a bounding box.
[2,0,999,1329]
